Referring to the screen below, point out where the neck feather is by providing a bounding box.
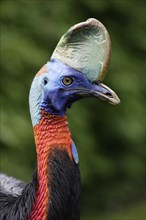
[28,110,72,220]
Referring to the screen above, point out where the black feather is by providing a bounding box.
[47,148,81,220]
[0,148,81,220]
[0,170,37,220]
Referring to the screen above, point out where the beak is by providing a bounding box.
[92,83,120,105]
[75,82,120,105]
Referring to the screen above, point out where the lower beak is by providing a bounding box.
[92,83,120,105]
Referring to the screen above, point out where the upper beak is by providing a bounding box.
[92,83,120,105]
[65,82,120,105]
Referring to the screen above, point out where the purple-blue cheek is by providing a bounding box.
[41,92,68,115]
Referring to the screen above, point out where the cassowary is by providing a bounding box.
[0,18,120,220]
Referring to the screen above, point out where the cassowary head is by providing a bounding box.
[29,18,120,126]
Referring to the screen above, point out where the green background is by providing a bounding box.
[0,0,145,219]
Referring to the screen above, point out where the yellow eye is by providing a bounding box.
[62,77,73,86]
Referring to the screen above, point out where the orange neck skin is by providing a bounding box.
[28,110,72,220]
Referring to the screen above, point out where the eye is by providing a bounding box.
[62,77,73,86]
[43,77,48,86]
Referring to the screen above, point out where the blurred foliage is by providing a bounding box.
[0,0,145,219]
[81,201,145,220]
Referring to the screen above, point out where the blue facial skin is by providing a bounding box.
[29,59,111,126]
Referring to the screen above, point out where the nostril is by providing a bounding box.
[105,92,112,97]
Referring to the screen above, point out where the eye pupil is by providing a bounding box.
[62,77,73,86]
[65,79,70,83]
